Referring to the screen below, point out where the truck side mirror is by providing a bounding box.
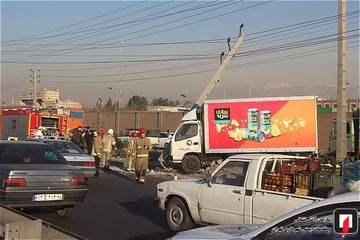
[205,173,212,187]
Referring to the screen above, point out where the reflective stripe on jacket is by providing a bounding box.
[92,136,103,157]
[103,134,116,153]
[135,137,152,158]
[127,138,137,156]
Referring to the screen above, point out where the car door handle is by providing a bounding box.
[233,190,242,194]
[193,142,199,145]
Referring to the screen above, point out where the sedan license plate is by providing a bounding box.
[33,194,63,201]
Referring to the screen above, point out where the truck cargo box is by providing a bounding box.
[204,96,318,154]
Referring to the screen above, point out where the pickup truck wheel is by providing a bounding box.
[182,155,201,174]
[56,206,74,217]
[166,197,194,232]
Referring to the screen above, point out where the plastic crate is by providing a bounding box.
[341,160,360,186]
[342,175,360,187]
[312,173,341,198]
[342,159,360,169]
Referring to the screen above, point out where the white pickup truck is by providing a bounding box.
[154,154,323,232]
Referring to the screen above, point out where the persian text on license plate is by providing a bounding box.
[33,194,63,201]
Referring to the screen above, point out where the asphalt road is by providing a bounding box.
[27,158,180,240]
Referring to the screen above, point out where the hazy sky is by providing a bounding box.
[1,0,359,107]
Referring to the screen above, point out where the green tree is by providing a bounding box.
[104,97,114,111]
[127,95,148,111]
[152,98,169,106]
[151,98,178,106]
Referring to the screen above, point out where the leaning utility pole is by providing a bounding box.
[336,0,347,162]
[30,69,40,107]
[194,24,245,108]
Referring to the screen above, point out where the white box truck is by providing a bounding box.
[165,96,318,173]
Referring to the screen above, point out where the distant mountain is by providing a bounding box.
[210,82,358,100]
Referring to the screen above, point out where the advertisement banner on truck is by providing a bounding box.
[204,96,318,152]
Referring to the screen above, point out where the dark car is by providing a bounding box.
[0,140,88,216]
[27,138,96,178]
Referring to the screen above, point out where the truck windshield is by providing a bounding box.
[175,123,198,141]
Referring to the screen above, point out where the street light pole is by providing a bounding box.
[97,98,103,131]
[108,87,119,134]
[181,94,190,110]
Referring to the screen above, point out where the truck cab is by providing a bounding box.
[170,109,203,173]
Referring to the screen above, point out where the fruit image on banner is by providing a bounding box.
[207,98,317,150]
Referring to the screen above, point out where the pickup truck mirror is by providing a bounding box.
[205,174,212,187]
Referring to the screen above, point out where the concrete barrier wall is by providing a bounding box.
[83,109,186,134]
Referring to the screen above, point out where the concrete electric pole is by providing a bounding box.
[336,0,347,162]
[30,69,40,107]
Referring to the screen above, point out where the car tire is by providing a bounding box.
[56,206,74,217]
[166,197,194,232]
[182,155,201,174]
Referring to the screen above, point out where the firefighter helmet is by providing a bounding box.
[139,128,146,134]
[108,129,114,135]
[98,129,104,137]
[131,131,138,137]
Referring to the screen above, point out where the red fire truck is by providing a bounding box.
[0,106,84,140]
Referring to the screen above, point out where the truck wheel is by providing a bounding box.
[182,155,201,174]
[166,197,194,232]
[56,206,74,217]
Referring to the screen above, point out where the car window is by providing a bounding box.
[45,141,84,154]
[254,202,360,240]
[0,144,68,164]
[211,161,249,187]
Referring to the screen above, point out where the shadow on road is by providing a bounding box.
[127,232,173,240]
[118,196,173,239]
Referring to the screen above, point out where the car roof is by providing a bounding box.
[227,153,307,161]
[246,191,360,237]
[0,140,48,146]
[26,138,71,143]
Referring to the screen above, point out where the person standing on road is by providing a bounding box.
[53,129,61,139]
[135,128,153,184]
[102,129,117,170]
[85,126,94,155]
[92,131,103,176]
[126,131,138,171]
[64,129,72,141]
[71,126,83,148]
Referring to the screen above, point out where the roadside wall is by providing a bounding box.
[84,109,186,134]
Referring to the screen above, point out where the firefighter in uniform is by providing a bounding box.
[92,131,103,176]
[135,128,152,183]
[126,131,138,171]
[102,129,117,170]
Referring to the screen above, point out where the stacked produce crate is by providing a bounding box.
[311,165,341,198]
[262,173,293,193]
[261,158,359,198]
[341,160,360,186]
[262,159,311,195]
